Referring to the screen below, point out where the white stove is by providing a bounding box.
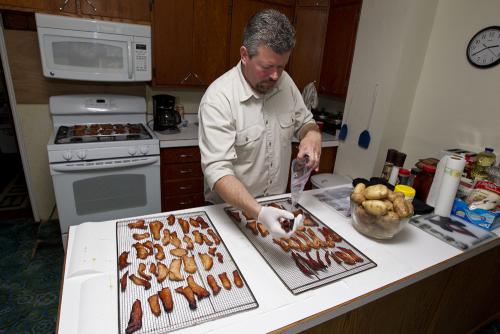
[48,95,161,249]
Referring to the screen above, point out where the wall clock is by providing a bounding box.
[466,26,500,68]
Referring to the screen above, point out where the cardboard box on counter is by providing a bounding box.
[451,198,500,231]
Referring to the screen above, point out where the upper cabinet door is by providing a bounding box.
[191,0,232,85]
[152,0,194,86]
[0,0,77,13]
[229,0,294,67]
[80,0,151,21]
[288,1,330,91]
[319,1,361,97]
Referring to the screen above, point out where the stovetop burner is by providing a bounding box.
[54,123,152,144]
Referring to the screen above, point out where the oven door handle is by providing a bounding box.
[51,157,159,172]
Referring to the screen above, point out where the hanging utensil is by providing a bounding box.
[358,83,379,149]
[338,93,353,141]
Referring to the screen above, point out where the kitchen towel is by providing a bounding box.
[427,155,466,217]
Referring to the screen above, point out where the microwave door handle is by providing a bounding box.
[127,40,133,79]
[51,157,159,172]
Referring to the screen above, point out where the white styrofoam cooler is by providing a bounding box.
[311,173,352,189]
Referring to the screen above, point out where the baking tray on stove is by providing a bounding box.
[116,211,258,334]
[224,196,377,295]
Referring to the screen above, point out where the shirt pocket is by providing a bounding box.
[278,112,294,145]
[234,124,264,162]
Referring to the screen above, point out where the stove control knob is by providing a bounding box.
[128,147,137,156]
[77,150,87,160]
[63,151,73,161]
[140,145,149,155]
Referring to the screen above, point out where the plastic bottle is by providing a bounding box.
[397,168,410,185]
[414,164,436,202]
[471,148,496,181]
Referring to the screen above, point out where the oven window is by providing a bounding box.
[52,41,124,69]
[74,174,146,215]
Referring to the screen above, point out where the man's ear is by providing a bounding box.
[240,46,249,65]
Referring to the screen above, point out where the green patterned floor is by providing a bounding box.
[0,219,63,334]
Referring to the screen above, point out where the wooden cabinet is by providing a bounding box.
[80,0,150,21]
[160,147,205,211]
[228,0,295,67]
[319,0,361,97]
[288,0,329,91]
[152,0,232,86]
[0,0,149,21]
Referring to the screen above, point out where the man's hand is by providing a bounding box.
[257,206,295,238]
[298,126,322,171]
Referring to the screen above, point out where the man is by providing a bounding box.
[198,9,322,236]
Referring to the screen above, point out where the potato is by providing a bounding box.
[388,190,405,202]
[355,206,377,225]
[364,184,388,200]
[353,183,366,194]
[377,211,401,231]
[362,200,388,216]
[351,192,366,205]
[393,197,414,218]
[383,200,394,211]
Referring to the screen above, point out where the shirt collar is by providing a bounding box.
[236,61,281,102]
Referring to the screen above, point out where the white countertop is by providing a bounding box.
[153,123,339,148]
[57,185,499,334]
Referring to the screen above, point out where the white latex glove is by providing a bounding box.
[257,206,295,238]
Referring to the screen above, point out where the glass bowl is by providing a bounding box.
[350,200,409,239]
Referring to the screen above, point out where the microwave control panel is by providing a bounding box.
[135,44,148,72]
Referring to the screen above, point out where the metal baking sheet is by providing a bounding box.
[116,211,258,334]
[224,196,377,295]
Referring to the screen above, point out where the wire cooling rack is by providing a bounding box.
[224,196,377,295]
[116,211,258,334]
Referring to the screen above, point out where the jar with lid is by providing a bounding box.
[381,149,398,180]
[413,164,436,202]
[397,168,410,185]
[471,148,496,181]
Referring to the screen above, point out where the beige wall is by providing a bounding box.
[334,0,438,179]
[16,104,55,220]
[402,0,500,165]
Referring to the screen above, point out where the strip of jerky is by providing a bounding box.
[175,286,197,310]
[148,294,161,317]
[218,272,232,290]
[232,270,244,288]
[128,219,146,229]
[187,275,210,300]
[125,299,142,334]
[118,251,130,270]
[207,274,221,296]
[120,271,128,292]
[158,287,173,313]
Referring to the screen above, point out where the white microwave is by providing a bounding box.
[35,13,151,82]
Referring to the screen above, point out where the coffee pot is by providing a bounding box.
[153,94,181,133]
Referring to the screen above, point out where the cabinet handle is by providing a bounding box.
[192,72,203,84]
[85,0,97,11]
[179,186,192,190]
[59,0,69,11]
[179,169,193,174]
[179,200,192,205]
[180,72,192,84]
[179,154,193,158]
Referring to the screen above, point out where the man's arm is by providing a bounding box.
[297,122,322,171]
[213,175,262,219]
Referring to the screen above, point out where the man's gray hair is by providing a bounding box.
[243,9,295,57]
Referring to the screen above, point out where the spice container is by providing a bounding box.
[408,167,420,187]
[413,164,436,202]
[388,152,407,185]
[394,184,416,201]
[397,168,410,185]
[381,149,398,181]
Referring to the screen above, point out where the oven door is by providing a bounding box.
[50,156,161,237]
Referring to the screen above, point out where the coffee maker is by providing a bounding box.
[153,94,181,133]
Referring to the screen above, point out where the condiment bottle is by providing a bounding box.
[408,167,420,187]
[397,168,410,185]
[471,147,496,181]
[388,152,407,185]
[381,149,398,181]
[414,164,436,202]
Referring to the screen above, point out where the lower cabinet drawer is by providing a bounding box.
[162,162,203,179]
[163,178,204,196]
[163,193,205,211]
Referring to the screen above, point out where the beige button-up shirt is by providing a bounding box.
[198,62,314,204]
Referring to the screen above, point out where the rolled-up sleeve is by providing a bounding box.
[198,101,237,190]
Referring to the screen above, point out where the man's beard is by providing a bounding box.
[255,79,276,94]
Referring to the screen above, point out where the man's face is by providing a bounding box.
[240,45,291,94]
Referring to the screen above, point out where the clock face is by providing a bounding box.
[466,26,500,68]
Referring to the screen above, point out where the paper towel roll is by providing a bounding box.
[433,156,466,217]
[426,156,449,207]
